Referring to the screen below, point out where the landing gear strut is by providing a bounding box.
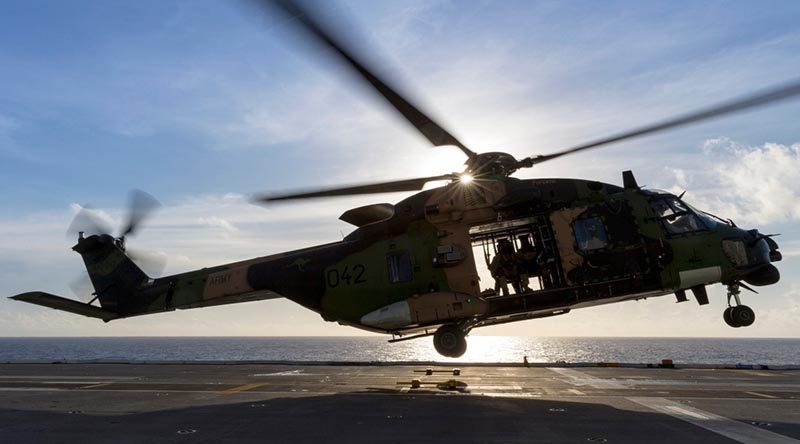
[724,283,755,328]
[433,324,467,358]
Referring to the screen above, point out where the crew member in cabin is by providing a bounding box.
[490,239,520,295]
[516,235,538,292]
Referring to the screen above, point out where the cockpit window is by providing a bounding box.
[650,197,706,235]
[684,202,718,229]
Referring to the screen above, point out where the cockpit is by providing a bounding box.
[647,191,728,235]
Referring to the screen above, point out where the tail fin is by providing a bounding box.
[72,233,150,313]
[11,234,159,321]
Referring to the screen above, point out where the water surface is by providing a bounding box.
[1,337,797,364]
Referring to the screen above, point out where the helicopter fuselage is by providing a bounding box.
[90,174,782,328]
[12,171,781,356]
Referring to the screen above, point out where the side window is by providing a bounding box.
[387,250,413,283]
[573,217,609,252]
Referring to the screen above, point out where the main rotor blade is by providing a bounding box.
[254,174,457,202]
[260,0,476,159]
[522,78,800,167]
[120,190,160,238]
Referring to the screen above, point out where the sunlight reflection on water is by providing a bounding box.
[1,336,798,364]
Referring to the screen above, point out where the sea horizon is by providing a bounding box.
[1,336,798,365]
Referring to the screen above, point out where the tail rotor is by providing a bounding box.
[66,191,166,307]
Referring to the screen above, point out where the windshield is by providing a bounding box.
[650,196,707,234]
[683,201,719,229]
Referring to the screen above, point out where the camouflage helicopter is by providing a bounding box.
[11,0,797,357]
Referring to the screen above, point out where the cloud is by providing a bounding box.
[197,216,239,233]
[0,114,34,161]
[780,240,800,257]
[668,140,800,226]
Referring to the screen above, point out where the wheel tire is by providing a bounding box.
[723,307,739,328]
[433,325,467,358]
[731,305,755,327]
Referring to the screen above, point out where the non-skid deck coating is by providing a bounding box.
[1,363,799,444]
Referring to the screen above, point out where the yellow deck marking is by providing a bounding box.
[221,382,268,394]
[745,391,779,399]
[80,383,111,389]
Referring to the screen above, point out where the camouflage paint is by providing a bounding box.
[12,172,782,337]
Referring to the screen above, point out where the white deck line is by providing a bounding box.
[628,397,800,444]
[547,367,626,389]
[0,375,136,380]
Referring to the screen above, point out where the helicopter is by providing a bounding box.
[10,0,796,357]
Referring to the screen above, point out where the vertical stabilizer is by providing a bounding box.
[72,234,149,313]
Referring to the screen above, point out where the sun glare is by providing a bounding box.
[460,174,474,184]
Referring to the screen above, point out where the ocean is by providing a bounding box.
[1,336,798,365]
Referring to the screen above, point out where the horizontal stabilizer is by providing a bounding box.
[10,292,119,321]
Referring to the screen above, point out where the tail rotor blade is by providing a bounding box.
[120,190,160,238]
[67,206,113,237]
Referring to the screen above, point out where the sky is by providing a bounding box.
[1,0,799,338]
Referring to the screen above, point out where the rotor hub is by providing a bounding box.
[466,152,522,178]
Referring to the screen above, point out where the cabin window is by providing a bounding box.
[387,250,413,283]
[650,197,705,235]
[573,217,609,251]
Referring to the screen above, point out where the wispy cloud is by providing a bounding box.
[0,114,36,162]
[664,139,800,226]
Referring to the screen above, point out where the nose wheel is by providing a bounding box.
[724,283,755,328]
[433,324,467,358]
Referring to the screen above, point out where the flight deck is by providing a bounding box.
[1,362,799,443]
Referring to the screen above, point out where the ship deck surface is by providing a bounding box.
[1,362,799,443]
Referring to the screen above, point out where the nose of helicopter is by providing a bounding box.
[745,263,780,286]
[743,234,781,286]
[719,227,781,286]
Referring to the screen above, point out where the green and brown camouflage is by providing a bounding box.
[12,170,781,355]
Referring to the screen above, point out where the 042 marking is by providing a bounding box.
[326,264,367,288]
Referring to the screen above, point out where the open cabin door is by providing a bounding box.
[469,215,564,297]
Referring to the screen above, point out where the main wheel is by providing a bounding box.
[433,325,467,358]
[731,305,755,327]
[723,307,738,327]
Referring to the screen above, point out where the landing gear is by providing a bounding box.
[723,307,737,327]
[433,324,467,358]
[730,305,755,327]
[723,283,756,328]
